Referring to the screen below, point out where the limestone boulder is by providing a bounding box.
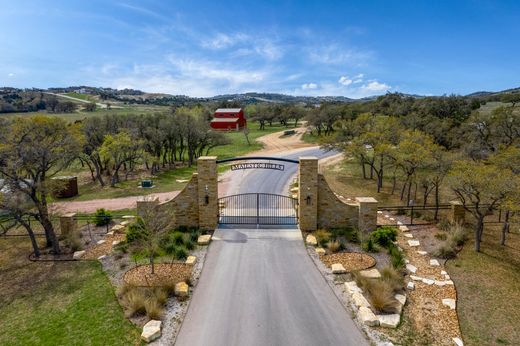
[306,234,317,246]
[73,250,86,260]
[359,268,381,279]
[442,298,456,310]
[345,281,362,294]
[141,320,162,343]
[331,263,347,274]
[315,247,326,255]
[358,307,379,327]
[429,259,440,266]
[453,337,464,346]
[406,264,417,274]
[407,240,420,247]
[407,281,415,290]
[175,282,189,299]
[378,314,401,328]
[351,292,370,308]
[197,234,212,245]
[185,256,197,265]
[96,239,106,245]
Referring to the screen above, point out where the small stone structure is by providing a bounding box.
[138,155,378,232]
[59,213,77,238]
[449,200,465,224]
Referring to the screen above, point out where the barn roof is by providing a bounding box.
[215,108,242,113]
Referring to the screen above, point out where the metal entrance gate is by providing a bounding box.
[218,193,298,225]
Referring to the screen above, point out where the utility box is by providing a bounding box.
[52,176,78,198]
[141,180,154,188]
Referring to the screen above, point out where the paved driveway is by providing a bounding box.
[175,147,368,346]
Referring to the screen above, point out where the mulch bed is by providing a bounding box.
[320,252,376,272]
[82,233,125,260]
[123,263,192,287]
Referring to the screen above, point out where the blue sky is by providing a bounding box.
[0,0,519,98]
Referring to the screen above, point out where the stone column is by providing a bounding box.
[197,156,218,230]
[356,197,378,233]
[60,213,77,238]
[449,200,465,224]
[299,156,318,231]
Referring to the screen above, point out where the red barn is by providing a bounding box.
[210,108,247,131]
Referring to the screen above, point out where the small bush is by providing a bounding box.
[434,232,448,241]
[437,219,451,231]
[370,226,397,248]
[353,271,371,291]
[380,266,404,292]
[175,246,188,260]
[123,288,147,317]
[332,227,359,243]
[126,219,148,243]
[94,208,112,226]
[388,244,405,269]
[315,229,331,247]
[366,280,400,313]
[433,242,457,259]
[172,231,185,246]
[184,237,195,251]
[327,240,341,253]
[362,238,378,253]
[153,287,169,305]
[66,230,82,251]
[449,223,466,246]
[144,297,164,320]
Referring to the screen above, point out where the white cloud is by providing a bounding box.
[338,76,352,86]
[354,73,364,79]
[302,83,318,90]
[360,81,391,92]
[8,73,14,77]
[201,33,249,49]
[308,45,372,65]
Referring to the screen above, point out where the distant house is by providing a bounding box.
[210,108,247,131]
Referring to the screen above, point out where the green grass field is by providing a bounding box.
[0,238,140,346]
[63,92,97,102]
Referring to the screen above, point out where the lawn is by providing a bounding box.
[0,238,140,346]
[63,92,97,102]
[446,225,520,346]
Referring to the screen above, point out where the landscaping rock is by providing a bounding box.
[96,239,106,245]
[358,307,379,326]
[378,314,401,328]
[453,337,464,346]
[122,215,135,219]
[185,256,197,265]
[72,250,85,260]
[305,234,317,246]
[422,278,435,285]
[406,264,417,274]
[410,275,422,281]
[331,263,347,274]
[407,240,420,247]
[442,298,456,310]
[197,234,211,245]
[404,233,414,238]
[111,224,125,233]
[389,217,395,221]
[97,255,107,260]
[141,320,162,343]
[417,250,428,255]
[397,221,403,225]
[435,280,446,287]
[120,220,131,226]
[112,240,120,246]
[430,259,440,266]
[407,281,415,290]
[441,270,447,275]
[106,231,114,236]
[315,247,326,255]
[445,275,451,280]
[377,211,383,214]
[359,268,381,279]
[345,281,362,294]
[175,282,189,298]
[395,294,407,306]
[399,225,409,232]
[446,280,454,285]
[351,292,370,308]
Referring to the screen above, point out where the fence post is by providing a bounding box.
[59,213,77,238]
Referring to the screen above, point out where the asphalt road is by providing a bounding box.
[175,147,368,346]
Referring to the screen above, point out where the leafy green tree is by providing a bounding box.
[100,131,144,187]
[0,116,82,254]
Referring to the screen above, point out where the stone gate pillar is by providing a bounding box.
[60,213,77,238]
[356,197,378,233]
[197,156,218,230]
[299,156,318,231]
[449,200,465,224]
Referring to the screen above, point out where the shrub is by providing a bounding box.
[175,246,188,260]
[370,226,397,248]
[315,229,332,247]
[388,244,405,269]
[353,271,371,291]
[362,238,377,253]
[434,232,448,241]
[366,280,400,313]
[144,297,164,320]
[153,287,169,305]
[123,288,147,317]
[172,231,185,246]
[66,230,82,251]
[125,218,148,243]
[94,208,112,226]
[380,266,404,292]
[433,241,457,259]
[184,236,195,251]
[449,223,466,246]
[437,219,451,231]
[332,227,359,243]
[327,240,341,253]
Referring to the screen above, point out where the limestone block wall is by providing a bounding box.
[157,173,199,228]
[316,174,358,229]
[197,156,218,230]
[298,157,319,231]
